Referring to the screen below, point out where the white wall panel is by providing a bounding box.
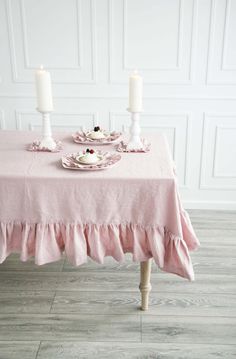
[0,110,5,129]
[109,0,196,84]
[0,0,236,208]
[15,110,97,131]
[200,113,236,190]
[207,0,236,84]
[6,0,96,83]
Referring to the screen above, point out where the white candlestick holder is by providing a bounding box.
[126,108,144,151]
[37,109,57,151]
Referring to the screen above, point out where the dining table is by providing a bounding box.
[0,130,200,311]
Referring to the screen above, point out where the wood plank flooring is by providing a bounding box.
[0,210,235,358]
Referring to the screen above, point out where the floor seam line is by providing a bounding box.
[35,340,42,359]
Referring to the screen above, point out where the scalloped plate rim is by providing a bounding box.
[72,131,122,145]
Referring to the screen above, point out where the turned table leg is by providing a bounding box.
[139,259,152,311]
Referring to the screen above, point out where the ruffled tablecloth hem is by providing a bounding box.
[0,220,198,281]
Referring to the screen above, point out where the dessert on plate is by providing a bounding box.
[87,126,107,140]
[72,126,122,145]
[77,148,103,165]
[62,150,121,171]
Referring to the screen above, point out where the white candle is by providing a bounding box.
[35,65,54,112]
[129,70,143,112]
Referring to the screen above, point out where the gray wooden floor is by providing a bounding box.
[0,210,236,359]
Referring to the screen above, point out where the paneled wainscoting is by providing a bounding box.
[0,210,235,358]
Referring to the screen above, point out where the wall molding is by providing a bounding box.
[0,110,5,129]
[123,0,183,71]
[108,0,198,84]
[15,110,98,130]
[2,93,236,100]
[221,0,236,71]
[20,0,82,70]
[200,112,236,190]
[206,0,236,85]
[213,125,236,177]
[5,0,97,84]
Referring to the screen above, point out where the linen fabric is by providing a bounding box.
[0,131,199,280]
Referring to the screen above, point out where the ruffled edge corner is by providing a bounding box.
[0,222,196,281]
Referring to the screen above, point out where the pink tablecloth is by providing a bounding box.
[0,131,199,280]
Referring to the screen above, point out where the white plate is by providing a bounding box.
[72,130,122,145]
[62,151,121,171]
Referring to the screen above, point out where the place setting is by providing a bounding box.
[62,148,121,171]
[28,65,151,172]
[72,126,122,145]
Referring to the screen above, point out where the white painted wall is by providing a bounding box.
[0,0,236,209]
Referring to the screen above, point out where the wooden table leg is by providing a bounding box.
[139,259,152,311]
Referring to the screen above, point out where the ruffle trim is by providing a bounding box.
[0,221,198,281]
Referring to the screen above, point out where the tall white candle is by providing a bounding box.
[35,65,54,112]
[129,70,143,112]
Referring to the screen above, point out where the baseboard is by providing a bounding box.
[183,201,236,210]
